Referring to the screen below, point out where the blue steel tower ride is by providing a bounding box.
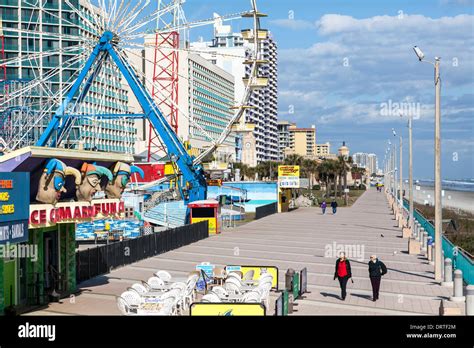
[35,31,207,205]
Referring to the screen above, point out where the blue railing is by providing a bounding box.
[403,199,473,284]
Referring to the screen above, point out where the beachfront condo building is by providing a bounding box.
[190,14,279,165]
[354,152,378,175]
[130,37,236,163]
[278,121,317,159]
[0,0,135,153]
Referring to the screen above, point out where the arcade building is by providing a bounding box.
[0,146,142,314]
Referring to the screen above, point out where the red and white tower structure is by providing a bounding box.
[147,0,187,161]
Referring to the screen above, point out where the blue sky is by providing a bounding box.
[182,0,474,180]
[97,0,474,180]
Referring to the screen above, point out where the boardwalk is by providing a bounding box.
[27,189,456,316]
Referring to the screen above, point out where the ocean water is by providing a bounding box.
[414,179,474,193]
[76,219,143,240]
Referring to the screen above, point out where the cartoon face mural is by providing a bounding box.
[73,163,113,202]
[36,159,81,205]
[105,162,144,199]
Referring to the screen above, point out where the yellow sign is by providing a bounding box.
[278,166,300,189]
[193,217,217,235]
[227,265,279,290]
[278,165,300,177]
[190,303,265,316]
[207,179,223,187]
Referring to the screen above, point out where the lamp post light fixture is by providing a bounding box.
[413,45,442,281]
[400,112,414,234]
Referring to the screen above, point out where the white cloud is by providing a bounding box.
[278,13,474,126]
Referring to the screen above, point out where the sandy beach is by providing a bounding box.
[401,182,474,213]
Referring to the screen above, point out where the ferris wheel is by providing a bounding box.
[0,0,270,170]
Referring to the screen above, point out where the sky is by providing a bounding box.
[94,0,474,180]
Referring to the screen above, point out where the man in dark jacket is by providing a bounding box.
[334,252,352,300]
[368,254,387,301]
[331,200,338,214]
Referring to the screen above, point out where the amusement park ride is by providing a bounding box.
[0,0,269,212]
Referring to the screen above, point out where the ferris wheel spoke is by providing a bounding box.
[1,52,87,107]
[1,42,91,68]
[115,0,149,35]
[6,65,85,150]
[64,0,99,35]
[20,0,95,34]
[110,0,134,33]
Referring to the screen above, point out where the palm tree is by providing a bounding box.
[284,154,304,166]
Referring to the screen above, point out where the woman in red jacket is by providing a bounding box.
[334,252,352,300]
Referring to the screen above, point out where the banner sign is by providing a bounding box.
[196,263,215,278]
[0,172,30,244]
[226,265,279,290]
[299,178,309,188]
[0,172,30,224]
[278,165,300,188]
[29,199,125,228]
[190,303,266,316]
[0,220,29,245]
[207,179,223,187]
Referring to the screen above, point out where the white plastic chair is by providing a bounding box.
[241,290,261,303]
[183,278,198,310]
[162,289,183,315]
[242,270,255,281]
[117,296,135,315]
[227,272,242,281]
[155,270,172,283]
[147,276,166,290]
[256,282,272,308]
[120,290,142,307]
[211,286,228,298]
[130,283,148,295]
[224,281,242,295]
[201,293,222,303]
[225,276,244,289]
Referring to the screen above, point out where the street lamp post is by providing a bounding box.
[408,114,414,232]
[413,46,442,281]
[399,135,403,210]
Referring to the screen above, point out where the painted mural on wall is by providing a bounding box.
[29,159,144,228]
[106,162,144,199]
[35,159,144,204]
[36,159,81,205]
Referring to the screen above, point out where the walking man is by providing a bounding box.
[331,200,338,214]
[321,200,327,215]
[334,252,352,300]
[368,254,387,301]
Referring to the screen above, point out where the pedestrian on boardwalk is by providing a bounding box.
[331,200,338,214]
[321,200,327,215]
[334,252,352,300]
[368,254,387,301]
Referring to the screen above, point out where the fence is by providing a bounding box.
[76,221,209,283]
[403,200,473,285]
[255,202,277,220]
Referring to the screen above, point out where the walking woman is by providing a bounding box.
[368,254,387,301]
[334,252,352,300]
[321,200,327,215]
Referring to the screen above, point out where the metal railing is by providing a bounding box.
[76,221,209,283]
[403,199,473,284]
[255,202,277,220]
